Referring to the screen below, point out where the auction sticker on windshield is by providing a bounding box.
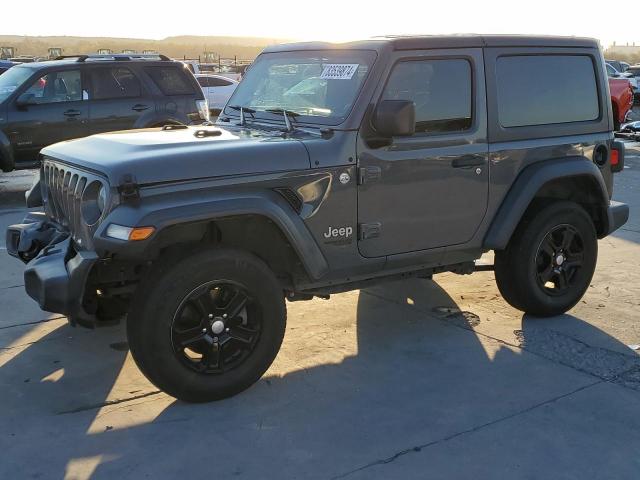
[320,64,359,80]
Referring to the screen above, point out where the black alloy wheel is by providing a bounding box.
[171,281,261,374]
[534,224,585,296]
[127,248,286,402]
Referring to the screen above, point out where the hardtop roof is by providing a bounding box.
[263,35,600,53]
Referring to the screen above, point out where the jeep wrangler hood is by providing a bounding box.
[40,126,311,185]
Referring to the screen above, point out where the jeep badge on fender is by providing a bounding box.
[324,226,353,239]
[6,35,629,403]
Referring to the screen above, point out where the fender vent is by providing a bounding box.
[274,188,302,214]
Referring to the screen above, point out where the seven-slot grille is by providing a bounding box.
[41,158,102,247]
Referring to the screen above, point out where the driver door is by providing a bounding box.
[8,68,89,163]
[357,49,489,258]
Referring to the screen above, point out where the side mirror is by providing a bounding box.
[373,100,415,137]
[16,93,36,107]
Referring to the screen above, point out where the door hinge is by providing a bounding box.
[359,222,382,240]
[357,166,381,185]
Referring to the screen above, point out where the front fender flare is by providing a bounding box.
[94,189,329,280]
[483,157,610,250]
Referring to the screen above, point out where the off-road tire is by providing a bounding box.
[127,248,286,402]
[495,201,597,317]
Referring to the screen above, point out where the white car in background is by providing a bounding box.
[195,74,239,113]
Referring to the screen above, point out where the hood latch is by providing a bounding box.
[118,174,140,201]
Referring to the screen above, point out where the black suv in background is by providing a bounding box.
[0,54,208,172]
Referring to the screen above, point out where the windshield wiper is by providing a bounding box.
[265,108,300,132]
[227,105,256,126]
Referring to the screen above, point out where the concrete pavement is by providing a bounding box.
[0,169,36,206]
[0,153,638,479]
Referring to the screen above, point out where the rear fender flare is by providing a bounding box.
[484,157,610,250]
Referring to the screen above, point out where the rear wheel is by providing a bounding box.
[495,201,597,317]
[127,248,286,402]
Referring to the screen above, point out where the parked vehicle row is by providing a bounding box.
[0,54,208,172]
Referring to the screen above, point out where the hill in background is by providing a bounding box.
[0,35,288,61]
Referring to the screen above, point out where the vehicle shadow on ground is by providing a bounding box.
[1,278,639,479]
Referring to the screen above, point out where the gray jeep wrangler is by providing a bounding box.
[6,35,630,402]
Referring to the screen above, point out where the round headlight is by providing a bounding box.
[82,181,107,226]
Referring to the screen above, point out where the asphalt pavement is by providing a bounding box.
[0,150,639,479]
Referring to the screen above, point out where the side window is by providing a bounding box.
[210,77,233,87]
[145,66,195,95]
[381,59,472,134]
[24,70,83,104]
[496,55,599,127]
[91,67,142,100]
[197,77,211,88]
[606,64,616,77]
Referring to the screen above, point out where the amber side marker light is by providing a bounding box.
[106,224,155,241]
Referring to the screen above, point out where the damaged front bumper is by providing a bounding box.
[6,213,98,327]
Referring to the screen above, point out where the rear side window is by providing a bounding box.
[91,67,141,99]
[210,77,233,87]
[197,77,211,87]
[382,59,472,134]
[496,55,599,127]
[198,76,233,88]
[146,66,195,95]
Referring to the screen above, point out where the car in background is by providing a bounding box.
[608,76,633,130]
[181,61,247,81]
[623,64,640,103]
[10,57,38,64]
[606,62,638,89]
[0,54,208,172]
[0,60,15,75]
[195,74,238,114]
[606,59,629,73]
[606,63,634,128]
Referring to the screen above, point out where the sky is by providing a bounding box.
[0,0,631,48]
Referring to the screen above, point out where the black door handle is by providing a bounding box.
[451,155,485,168]
[132,104,150,112]
[63,109,81,117]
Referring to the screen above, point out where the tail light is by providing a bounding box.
[611,141,625,173]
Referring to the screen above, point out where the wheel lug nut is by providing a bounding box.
[222,314,228,319]
[202,328,207,333]
[208,314,214,319]
[225,328,229,332]
[213,337,218,342]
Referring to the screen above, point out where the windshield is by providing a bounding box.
[224,50,376,125]
[0,66,34,103]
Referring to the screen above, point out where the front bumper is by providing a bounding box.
[6,216,98,327]
[605,201,629,236]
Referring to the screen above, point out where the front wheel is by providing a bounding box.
[127,248,286,402]
[495,201,598,317]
